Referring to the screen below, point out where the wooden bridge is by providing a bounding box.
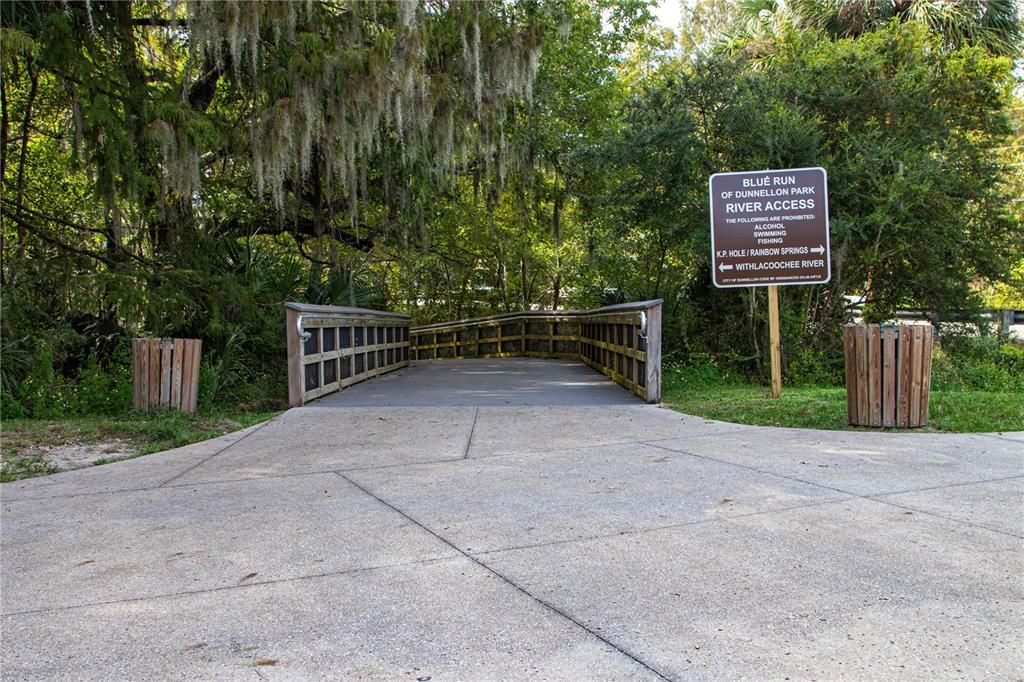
[285,300,663,407]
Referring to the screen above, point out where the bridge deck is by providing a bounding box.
[313,357,640,407]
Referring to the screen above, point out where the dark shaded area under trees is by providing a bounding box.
[1,0,1021,417]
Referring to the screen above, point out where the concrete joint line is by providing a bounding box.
[868,473,1024,498]
[463,407,480,459]
[334,472,675,682]
[643,442,1024,540]
[473,496,854,558]
[862,496,1024,539]
[158,417,277,487]
[0,555,457,619]
[3,430,712,504]
[642,441,855,497]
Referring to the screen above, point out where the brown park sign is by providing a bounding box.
[710,167,830,288]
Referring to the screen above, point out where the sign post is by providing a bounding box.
[709,167,830,397]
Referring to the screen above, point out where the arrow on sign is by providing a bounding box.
[718,262,734,272]
[810,244,825,255]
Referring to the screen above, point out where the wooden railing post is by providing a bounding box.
[643,302,662,403]
[286,306,303,407]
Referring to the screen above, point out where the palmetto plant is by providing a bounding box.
[734,0,1022,55]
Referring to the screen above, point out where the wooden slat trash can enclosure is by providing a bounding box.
[843,324,933,428]
[131,338,202,414]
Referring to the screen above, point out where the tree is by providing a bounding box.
[729,0,1022,58]
[786,0,1022,56]
[0,0,568,410]
[585,21,1021,377]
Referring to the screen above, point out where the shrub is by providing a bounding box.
[664,359,741,390]
[931,335,1024,392]
[787,347,844,387]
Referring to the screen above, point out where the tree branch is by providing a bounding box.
[1,207,121,268]
[0,199,151,266]
[294,238,332,266]
[217,214,377,253]
[132,18,189,28]
[188,52,230,112]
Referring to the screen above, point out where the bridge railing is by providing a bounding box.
[285,302,411,407]
[410,300,662,403]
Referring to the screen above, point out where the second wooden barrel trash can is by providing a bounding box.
[843,323,933,428]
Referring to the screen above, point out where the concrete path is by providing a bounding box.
[1,359,1022,680]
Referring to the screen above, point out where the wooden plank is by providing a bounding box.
[140,339,149,410]
[767,286,782,399]
[159,338,172,407]
[317,329,325,392]
[148,338,161,409]
[919,325,933,427]
[854,325,869,426]
[349,329,356,383]
[178,339,192,414]
[131,339,140,411]
[897,326,912,428]
[142,338,152,411]
[881,326,898,427]
[140,338,150,411]
[187,340,202,414]
[170,338,184,410]
[908,326,924,428]
[867,324,882,427]
[131,339,138,410]
[843,326,856,424]
[644,303,662,403]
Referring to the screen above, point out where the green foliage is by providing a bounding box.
[586,21,1020,382]
[931,336,1024,392]
[197,328,251,409]
[927,390,1024,432]
[662,366,1023,432]
[786,347,844,388]
[72,360,133,416]
[1,339,132,420]
[1,0,1020,419]
[0,454,56,483]
[663,360,742,390]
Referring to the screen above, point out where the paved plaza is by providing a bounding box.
[2,359,1022,680]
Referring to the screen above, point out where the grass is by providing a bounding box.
[662,368,1024,433]
[0,409,277,482]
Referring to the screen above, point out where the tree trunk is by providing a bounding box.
[9,59,40,285]
[0,69,9,285]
